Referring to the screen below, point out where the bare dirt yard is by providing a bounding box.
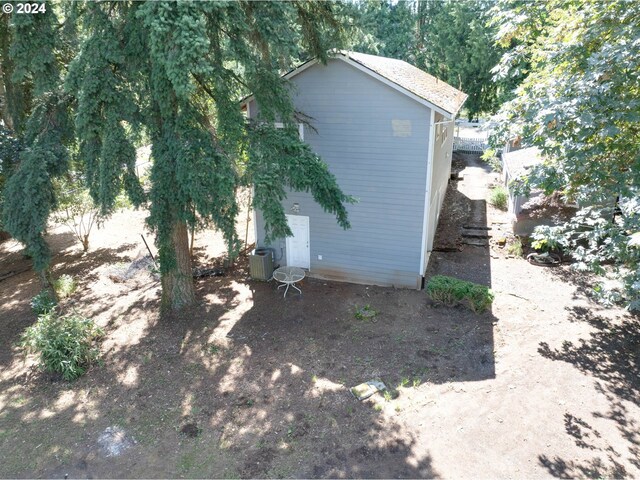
[1,154,638,478]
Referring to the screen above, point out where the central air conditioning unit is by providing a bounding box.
[249,248,274,281]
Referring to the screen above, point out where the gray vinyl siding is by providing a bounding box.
[255,59,431,289]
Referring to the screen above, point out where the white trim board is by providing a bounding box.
[336,54,453,119]
[419,108,436,277]
[240,58,320,108]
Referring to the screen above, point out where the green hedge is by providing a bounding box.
[426,275,494,313]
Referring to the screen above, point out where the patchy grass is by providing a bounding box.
[354,304,378,321]
[506,237,524,257]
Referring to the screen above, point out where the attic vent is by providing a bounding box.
[392,119,412,137]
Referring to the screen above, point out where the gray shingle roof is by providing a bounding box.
[503,147,543,179]
[341,51,467,116]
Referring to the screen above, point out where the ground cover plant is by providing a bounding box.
[426,274,494,313]
[354,304,378,321]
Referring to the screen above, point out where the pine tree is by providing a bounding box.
[415,0,509,120]
[1,5,73,280]
[3,1,352,311]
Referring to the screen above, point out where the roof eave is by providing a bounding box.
[241,52,468,118]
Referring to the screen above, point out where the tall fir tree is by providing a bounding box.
[1,5,74,280]
[3,1,353,311]
[415,0,511,120]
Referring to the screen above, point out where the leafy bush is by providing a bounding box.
[531,204,640,310]
[426,275,494,313]
[488,186,508,210]
[506,237,523,257]
[21,312,103,380]
[531,225,568,253]
[481,148,502,173]
[52,274,77,299]
[30,290,58,316]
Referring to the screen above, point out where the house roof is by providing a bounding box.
[503,147,543,179]
[339,51,467,116]
[241,51,468,118]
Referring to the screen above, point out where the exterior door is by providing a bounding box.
[285,215,310,269]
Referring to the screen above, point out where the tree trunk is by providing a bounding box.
[0,16,15,131]
[0,58,13,130]
[161,220,196,311]
[189,223,195,258]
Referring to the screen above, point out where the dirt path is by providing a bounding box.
[0,157,638,478]
[424,153,639,478]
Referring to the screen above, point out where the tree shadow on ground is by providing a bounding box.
[546,266,603,303]
[538,306,639,405]
[0,243,500,478]
[538,389,639,479]
[537,306,640,478]
[0,241,139,370]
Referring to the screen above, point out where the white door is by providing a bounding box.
[285,215,310,269]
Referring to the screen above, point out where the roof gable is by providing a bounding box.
[503,147,543,178]
[242,51,468,118]
[338,51,467,117]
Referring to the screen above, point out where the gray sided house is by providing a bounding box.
[245,51,467,289]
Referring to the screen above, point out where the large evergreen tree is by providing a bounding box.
[347,0,415,61]
[2,1,352,311]
[1,6,74,278]
[344,0,513,119]
[415,0,512,120]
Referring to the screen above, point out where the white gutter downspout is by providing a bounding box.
[418,109,437,283]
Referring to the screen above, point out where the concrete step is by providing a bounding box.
[462,238,489,247]
[461,228,491,239]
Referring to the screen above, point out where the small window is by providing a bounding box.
[274,122,304,141]
[441,125,448,146]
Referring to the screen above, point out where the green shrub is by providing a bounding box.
[52,274,77,299]
[481,148,502,173]
[488,186,508,211]
[426,275,494,313]
[21,312,104,380]
[506,237,523,257]
[30,290,58,316]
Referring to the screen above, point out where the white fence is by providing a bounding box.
[453,136,489,153]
